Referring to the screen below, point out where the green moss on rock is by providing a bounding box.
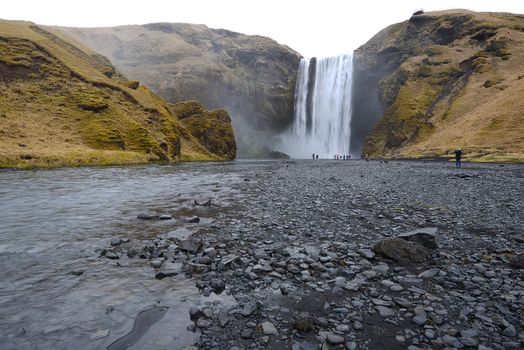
[172,101,236,160]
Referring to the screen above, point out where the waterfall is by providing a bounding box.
[279,54,354,159]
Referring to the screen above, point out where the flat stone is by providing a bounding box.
[443,335,460,346]
[222,255,239,265]
[197,319,212,328]
[90,329,109,339]
[335,276,346,287]
[187,216,200,223]
[346,341,357,350]
[424,329,435,339]
[371,298,391,306]
[167,227,193,241]
[412,314,427,325]
[158,215,172,220]
[241,328,253,339]
[103,251,119,260]
[326,332,345,344]
[137,214,159,220]
[357,248,375,259]
[418,268,439,278]
[155,264,182,279]
[460,337,478,347]
[241,301,258,317]
[179,238,202,253]
[502,324,517,337]
[150,260,163,268]
[460,329,478,338]
[399,277,423,287]
[110,238,122,246]
[261,321,277,335]
[375,306,395,317]
[253,264,273,272]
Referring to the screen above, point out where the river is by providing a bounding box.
[0,162,261,350]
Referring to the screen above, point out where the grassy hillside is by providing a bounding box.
[0,20,235,169]
[53,23,301,156]
[354,10,524,162]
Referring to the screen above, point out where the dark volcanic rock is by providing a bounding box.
[137,214,160,220]
[509,254,524,268]
[398,227,438,249]
[373,238,429,263]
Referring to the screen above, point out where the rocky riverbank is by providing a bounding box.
[101,160,523,349]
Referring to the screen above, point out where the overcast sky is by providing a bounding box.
[3,0,524,57]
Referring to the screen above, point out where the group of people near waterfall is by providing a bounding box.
[310,149,464,167]
[334,154,351,160]
[311,153,351,160]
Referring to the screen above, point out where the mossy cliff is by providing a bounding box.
[55,23,301,156]
[0,20,236,168]
[353,10,524,162]
[170,101,236,160]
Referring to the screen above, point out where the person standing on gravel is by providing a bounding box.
[454,148,463,167]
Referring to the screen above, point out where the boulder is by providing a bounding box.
[179,238,202,253]
[398,227,438,249]
[373,238,429,264]
[509,254,524,268]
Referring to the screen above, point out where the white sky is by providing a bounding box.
[3,0,524,57]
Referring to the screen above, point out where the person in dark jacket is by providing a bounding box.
[454,148,463,167]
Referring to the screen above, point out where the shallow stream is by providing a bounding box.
[0,162,258,349]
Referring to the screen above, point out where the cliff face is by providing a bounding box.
[0,20,235,168]
[171,101,236,160]
[55,23,302,155]
[352,10,524,162]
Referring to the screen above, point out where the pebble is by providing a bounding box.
[150,260,162,268]
[110,238,122,246]
[241,301,258,317]
[90,329,109,339]
[502,324,517,337]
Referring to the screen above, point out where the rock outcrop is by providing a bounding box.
[171,101,236,160]
[55,23,302,155]
[0,20,236,168]
[352,10,524,162]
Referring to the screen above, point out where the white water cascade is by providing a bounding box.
[279,54,354,159]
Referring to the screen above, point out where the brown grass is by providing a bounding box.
[0,20,236,168]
